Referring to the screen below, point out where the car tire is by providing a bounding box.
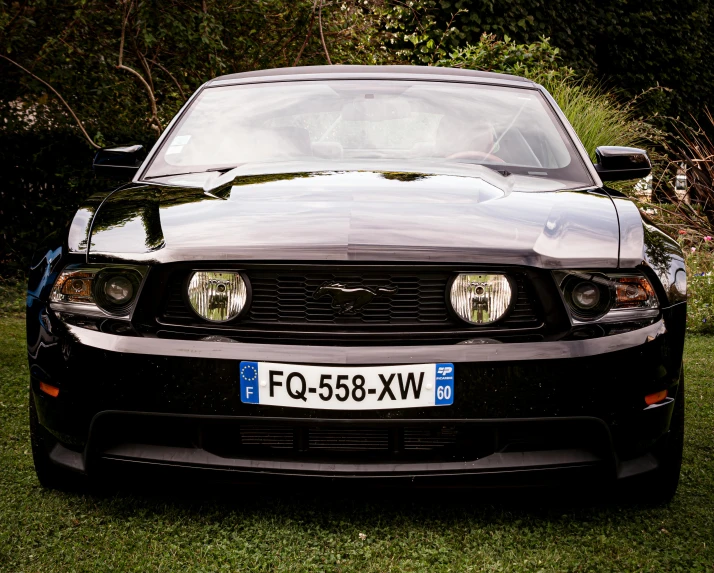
[632,375,685,504]
[29,392,86,491]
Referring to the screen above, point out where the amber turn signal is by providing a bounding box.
[39,382,60,398]
[615,277,656,308]
[644,389,667,406]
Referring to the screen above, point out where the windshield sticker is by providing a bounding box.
[166,146,184,155]
[172,135,191,145]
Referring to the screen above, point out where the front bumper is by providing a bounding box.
[29,307,684,484]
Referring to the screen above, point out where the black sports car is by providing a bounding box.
[27,66,687,500]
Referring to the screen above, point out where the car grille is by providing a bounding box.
[159,266,541,332]
[206,423,482,462]
[218,425,463,453]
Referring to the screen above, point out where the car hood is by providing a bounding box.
[85,170,622,268]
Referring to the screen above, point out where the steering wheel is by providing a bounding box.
[447,150,505,164]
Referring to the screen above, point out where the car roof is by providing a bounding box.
[208,65,535,88]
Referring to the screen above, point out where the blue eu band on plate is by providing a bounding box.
[239,362,455,410]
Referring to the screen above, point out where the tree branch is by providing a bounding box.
[318,0,332,65]
[135,47,155,93]
[431,9,466,63]
[0,53,99,148]
[151,59,187,101]
[293,0,318,67]
[117,0,162,133]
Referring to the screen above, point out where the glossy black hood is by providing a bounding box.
[82,170,625,268]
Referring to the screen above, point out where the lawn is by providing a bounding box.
[1,307,713,572]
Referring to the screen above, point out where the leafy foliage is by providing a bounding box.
[440,33,574,83]
[426,0,713,127]
[0,0,707,288]
[686,249,714,334]
[0,0,440,274]
[542,78,662,161]
[437,35,662,160]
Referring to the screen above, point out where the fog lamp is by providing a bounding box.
[187,271,248,322]
[449,273,513,325]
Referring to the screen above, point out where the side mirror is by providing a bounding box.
[594,146,652,182]
[93,145,146,180]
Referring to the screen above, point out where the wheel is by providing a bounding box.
[630,375,685,504]
[29,392,87,491]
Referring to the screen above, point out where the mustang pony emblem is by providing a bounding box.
[313,282,398,315]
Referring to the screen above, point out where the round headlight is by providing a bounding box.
[93,269,143,314]
[187,271,248,322]
[104,275,134,304]
[561,274,612,320]
[571,281,600,310]
[450,273,513,325]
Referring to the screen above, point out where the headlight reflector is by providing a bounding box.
[614,276,657,308]
[449,273,513,325]
[187,271,248,322]
[54,271,95,303]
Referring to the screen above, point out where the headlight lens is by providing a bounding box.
[449,273,513,325]
[104,276,134,303]
[94,269,143,313]
[571,281,600,309]
[50,265,147,318]
[555,271,658,322]
[187,271,248,322]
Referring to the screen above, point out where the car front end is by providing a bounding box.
[27,66,687,497]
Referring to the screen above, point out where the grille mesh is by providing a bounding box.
[250,271,448,324]
[235,425,461,454]
[161,267,540,330]
[309,427,389,451]
[239,425,293,449]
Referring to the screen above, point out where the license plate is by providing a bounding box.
[239,362,454,410]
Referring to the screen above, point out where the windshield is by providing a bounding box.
[144,80,593,187]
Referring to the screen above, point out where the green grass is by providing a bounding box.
[1,309,713,572]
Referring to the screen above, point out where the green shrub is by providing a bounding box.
[439,34,574,83]
[438,34,660,161]
[540,78,660,161]
[427,0,713,132]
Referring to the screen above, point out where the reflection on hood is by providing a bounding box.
[86,168,619,270]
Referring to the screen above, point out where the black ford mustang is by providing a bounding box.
[27,66,687,500]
